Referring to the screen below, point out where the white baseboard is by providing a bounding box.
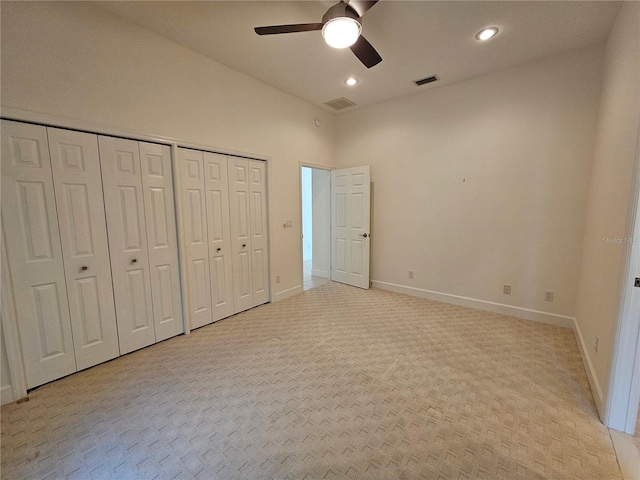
[311,269,329,279]
[371,280,575,328]
[572,317,604,415]
[1,385,14,406]
[274,284,303,302]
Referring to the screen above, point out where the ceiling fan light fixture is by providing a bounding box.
[475,27,499,41]
[322,17,361,49]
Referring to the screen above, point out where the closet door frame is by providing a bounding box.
[1,108,273,342]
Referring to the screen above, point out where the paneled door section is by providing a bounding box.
[205,153,234,321]
[331,166,371,289]
[139,142,184,342]
[99,137,184,354]
[2,121,184,389]
[48,128,119,370]
[178,149,270,328]
[229,158,270,312]
[1,120,77,388]
[100,136,156,354]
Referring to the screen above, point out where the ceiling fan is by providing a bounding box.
[254,0,382,68]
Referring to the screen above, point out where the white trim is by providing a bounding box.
[604,123,640,433]
[171,144,190,336]
[371,280,575,328]
[274,285,303,302]
[311,269,329,279]
[1,107,270,162]
[573,317,604,413]
[0,385,15,406]
[1,224,28,403]
[610,428,640,480]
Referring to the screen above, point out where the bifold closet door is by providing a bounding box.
[248,160,270,306]
[179,148,214,329]
[228,158,254,313]
[139,142,184,341]
[99,136,156,354]
[1,120,77,388]
[204,153,234,321]
[48,128,120,370]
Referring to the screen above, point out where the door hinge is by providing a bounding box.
[635,277,640,287]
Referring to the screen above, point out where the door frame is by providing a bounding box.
[605,125,640,433]
[299,162,333,290]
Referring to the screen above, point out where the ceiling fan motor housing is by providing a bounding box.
[322,2,361,24]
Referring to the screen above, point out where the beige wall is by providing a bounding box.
[574,2,640,412]
[335,47,604,322]
[0,1,336,298]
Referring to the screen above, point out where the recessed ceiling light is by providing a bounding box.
[475,27,499,41]
[345,77,359,86]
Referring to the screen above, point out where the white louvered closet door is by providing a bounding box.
[1,120,77,387]
[204,153,234,321]
[248,160,270,306]
[178,148,213,329]
[48,128,120,370]
[228,158,254,313]
[99,136,156,354]
[139,142,184,341]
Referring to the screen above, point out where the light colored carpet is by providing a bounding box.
[1,282,622,479]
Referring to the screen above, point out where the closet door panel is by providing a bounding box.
[178,148,213,329]
[204,153,234,321]
[228,158,253,313]
[99,136,155,354]
[1,120,76,387]
[248,160,270,306]
[140,142,183,341]
[48,128,119,370]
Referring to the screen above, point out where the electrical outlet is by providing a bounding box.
[594,336,599,353]
[544,291,554,302]
[408,270,414,279]
[503,285,511,295]
[275,275,280,284]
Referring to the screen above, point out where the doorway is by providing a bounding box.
[301,166,331,291]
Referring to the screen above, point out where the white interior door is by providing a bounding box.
[178,148,213,329]
[48,128,120,370]
[248,160,270,306]
[1,120,77,387]
[204,153,234,321]
[228,157,254,313]
[331,166,371,289]
[99,136,155,354]
[140,142,184,341]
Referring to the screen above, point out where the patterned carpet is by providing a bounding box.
[1,282,622,479]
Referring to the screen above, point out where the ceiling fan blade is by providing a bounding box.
[347,0,378,17]
[349,35,382,68]
[254,23,323,35]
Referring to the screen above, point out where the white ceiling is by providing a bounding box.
[96,1,621,114]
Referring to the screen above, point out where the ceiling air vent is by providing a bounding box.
[414,75,439,86]
[324,97,356,111]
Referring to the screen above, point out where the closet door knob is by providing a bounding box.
[242,244,247,248]
[131,258,137,264]
[81,266,88,271]
[217,247,221,252]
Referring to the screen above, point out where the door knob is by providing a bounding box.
[131,258,137,264]
[81,266,88,271]
[242,244,247,248]
[217,247,221,252]
[359,233,369,238]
